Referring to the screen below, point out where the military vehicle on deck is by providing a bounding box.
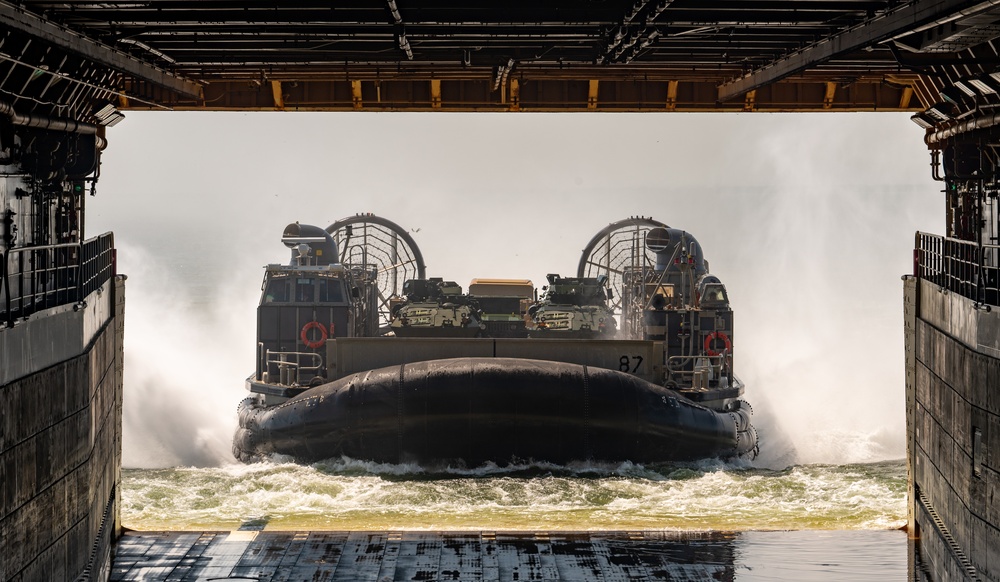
[389,278,483,338]
[467,278,534,338]
[526,274,617,338]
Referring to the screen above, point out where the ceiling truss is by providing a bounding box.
[4,0,1000,122]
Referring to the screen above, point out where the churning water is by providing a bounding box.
[121,458,906,532]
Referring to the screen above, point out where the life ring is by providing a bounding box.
[704,331,731,356]
[300,321,328,349]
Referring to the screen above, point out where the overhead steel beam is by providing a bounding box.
[0,1,202,98]
[717,0,1000,102]
[126,77,919,112]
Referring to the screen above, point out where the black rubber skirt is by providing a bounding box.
[234,357,757,466]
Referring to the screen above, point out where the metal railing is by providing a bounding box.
[915,232,1000,307]
[1,233,115,327]
[666,353,733,389]
[260,347,322,386]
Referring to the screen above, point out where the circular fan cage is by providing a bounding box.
[327,214,426,331]
[577,216,669,340]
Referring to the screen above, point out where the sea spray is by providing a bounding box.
[117,240,258,467]
[121,458,907,531]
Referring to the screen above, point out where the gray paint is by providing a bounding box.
[0,282,115,386]
[0,277,124,582]
[906,277,1000,581]
[328,337,663,384]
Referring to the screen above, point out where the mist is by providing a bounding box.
[89,111,940,469]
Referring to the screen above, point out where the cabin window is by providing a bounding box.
[264,279,289,302]
[702,285,728,304]
[296,278,315,302]
[646,284,674,301]
[319,280,345,302]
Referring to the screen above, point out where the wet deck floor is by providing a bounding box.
[111,528,917,581]
[111,529,745,581]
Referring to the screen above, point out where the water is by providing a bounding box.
[121,458,906,532]
[119,458,912,579]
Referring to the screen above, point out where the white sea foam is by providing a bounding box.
[121,459,906,532]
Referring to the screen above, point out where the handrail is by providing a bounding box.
[915,232,999,308]
[666,353,733,389]
[263,349,322,386]
[1,233,115,327]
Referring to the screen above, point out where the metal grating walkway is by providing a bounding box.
[111,530,737,581]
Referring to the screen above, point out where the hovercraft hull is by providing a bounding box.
[234,357,756,466]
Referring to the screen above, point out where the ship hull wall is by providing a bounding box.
[906,276,1000,581]
[0,277,124,582]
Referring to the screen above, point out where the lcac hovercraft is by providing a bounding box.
[233,215,757,466]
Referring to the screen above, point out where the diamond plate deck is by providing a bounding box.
[111,530,738,581]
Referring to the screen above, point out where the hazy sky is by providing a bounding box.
[91,112,939,286]
[89,111,941,467]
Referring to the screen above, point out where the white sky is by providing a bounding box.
[90,111,942,467]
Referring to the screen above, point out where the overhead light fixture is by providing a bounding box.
[29,65,49,82]
[939,86,966,105]
[926,104,952,121]
[967,78,997,95]
[386,0,402,24]
[398,34,413,60]
[93,103,125,127]
[502,58,514,84]
[493,58,514,91]
[646,0,671,25]
[953,81,977,98]
[910,112,936,129]
[622,31,642,50]
[623,0,648,24]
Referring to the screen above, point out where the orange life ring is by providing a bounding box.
[300,321,328,349]
[704,331,731,356]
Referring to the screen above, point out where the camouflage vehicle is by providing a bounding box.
[526,274,617,338]
[467,278,534,338]
[390,278,484,337]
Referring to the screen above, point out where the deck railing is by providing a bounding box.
[915,232,1000,307]
[1,232,115,327]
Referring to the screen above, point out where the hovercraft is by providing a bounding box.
[233,215,758,465]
